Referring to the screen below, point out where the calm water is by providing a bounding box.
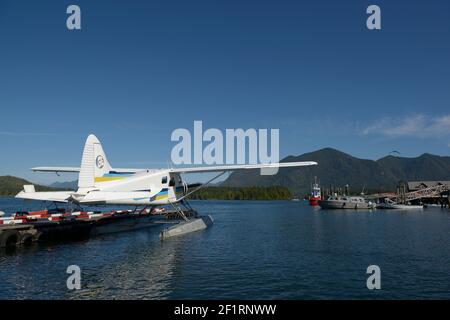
[1,197,450,299]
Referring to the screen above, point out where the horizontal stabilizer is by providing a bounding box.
[15,191,74,203]
[31,167,81,173]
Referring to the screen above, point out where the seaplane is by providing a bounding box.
[15,134,317,238]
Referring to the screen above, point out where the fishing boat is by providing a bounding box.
[318,195,376,209]
[309,177,322,206]
[376,198,423,210]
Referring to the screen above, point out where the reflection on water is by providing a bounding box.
[1,198,450,299]
[73,237,182,299]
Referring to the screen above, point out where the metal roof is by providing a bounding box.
[407,181,450,191]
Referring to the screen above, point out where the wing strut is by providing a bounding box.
[177,171,227,202]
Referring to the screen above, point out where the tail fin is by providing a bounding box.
[78,134,112,189]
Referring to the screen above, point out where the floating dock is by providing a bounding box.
[0,207,203,248]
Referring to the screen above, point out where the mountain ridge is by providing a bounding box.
[221,148,450,196]
[0,176,67,196]
[49,180,78,190]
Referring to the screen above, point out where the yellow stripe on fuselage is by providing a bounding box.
[94,177,126,182]
[154,194,168,200]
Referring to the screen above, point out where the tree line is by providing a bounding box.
[187,186,292,200]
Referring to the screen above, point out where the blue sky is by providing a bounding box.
[0,0,450,184]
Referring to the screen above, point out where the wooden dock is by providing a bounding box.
[0,208,196,248]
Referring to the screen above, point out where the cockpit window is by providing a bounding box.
[169,178,175,187]
[161,176,168,184]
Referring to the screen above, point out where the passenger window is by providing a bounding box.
[161,176,168,184]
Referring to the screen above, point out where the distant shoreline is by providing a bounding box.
[0,196,295,202]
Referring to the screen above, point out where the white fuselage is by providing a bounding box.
[76,170,187,206]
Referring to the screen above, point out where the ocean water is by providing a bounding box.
[1,197,450,299]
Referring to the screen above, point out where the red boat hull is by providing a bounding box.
[309,197,321,206]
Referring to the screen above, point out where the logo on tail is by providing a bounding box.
[96,155,105,169]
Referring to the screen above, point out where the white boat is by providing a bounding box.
[423,203,441,208]
[376,198,423,210]
[318,196,376,209]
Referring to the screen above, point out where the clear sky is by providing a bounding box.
[0,0,450,184]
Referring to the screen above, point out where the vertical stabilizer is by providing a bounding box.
[78,134,112,189]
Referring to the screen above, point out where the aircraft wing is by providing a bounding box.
[31,167,146,173]
[170,161,317,174]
